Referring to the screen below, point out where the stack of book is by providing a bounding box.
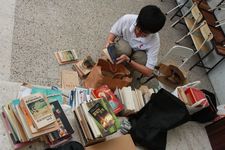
[74,98,120,146]
[72,56,96,78]
[176,87,209,107]
[2,93,74,149]
[114,86,155,115]
[54,49,78,65]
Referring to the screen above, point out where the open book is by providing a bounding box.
[102,44,117,64]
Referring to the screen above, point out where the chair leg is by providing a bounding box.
[170,0,189,21]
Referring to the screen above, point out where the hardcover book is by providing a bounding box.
[102,44,117,64]
[21,93,56,129]
[92,85,124,114]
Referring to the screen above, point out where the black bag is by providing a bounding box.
[191,89,218,123]
[128,89,190,150]
[45,141,84,150]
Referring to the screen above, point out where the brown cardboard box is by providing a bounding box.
[85,134,136,150]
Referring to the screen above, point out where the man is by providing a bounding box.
[105,5,166,77]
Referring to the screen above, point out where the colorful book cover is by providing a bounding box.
[48,101,74,143]
[31,87,63,104]
[22,94,56,129]
[87,98,120,136]
[89,102,115,130]
[92,85,124,114]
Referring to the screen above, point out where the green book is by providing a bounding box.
[88,98,120,136]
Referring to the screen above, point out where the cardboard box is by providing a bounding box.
[85,134,136,150]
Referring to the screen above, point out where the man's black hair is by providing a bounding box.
[136,5,166,33]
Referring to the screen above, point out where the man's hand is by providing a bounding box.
[105,41,114,48]
[116,54,130,64]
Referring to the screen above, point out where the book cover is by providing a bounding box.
[92,85,124,114]
[88,102,115,130]
[31,87,63,104]
[48,101,74,143]
[185,88,209,107]
[87,98,120,136]
[73,60,92,77]
[102,44,117,64]
[21,94,56,129]
[54,49,78,64]
[61,70,80,90]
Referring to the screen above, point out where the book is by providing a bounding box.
[92,85,124,114]
[31,87,63,104]
[47,101,74,145]
[87,98,120,136]
[88,102,115,130]
[102,44,117,64]
[119,87,136,115]
[21,93,56,129]
[72,60,92,78]
[2,104,27,142]
[74,106,94,141]
[54,49,78,65]
[185,87,209,107]
[61,70,80,90]
[177,87,190,105]
[114,86,148,115]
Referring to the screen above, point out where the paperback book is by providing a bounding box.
[54,49,78,65]
[21,93,56,129]
[92,85,124,114]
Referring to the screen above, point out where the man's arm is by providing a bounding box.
[116,54,153,77]
[105,33,116,48]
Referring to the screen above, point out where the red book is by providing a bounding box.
[185,87,209,107]
[92,85,124,114]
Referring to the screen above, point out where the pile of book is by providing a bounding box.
[2,92,74,149]
[68,85,124,115]
[72,56,96,78]
[176,87,209,107]
[54,49,78,65]
[74,98,120,146]
[114,86,155,115]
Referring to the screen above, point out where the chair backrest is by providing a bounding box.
[160,45,195,68]
[191,3,203,23]
[200,21,214,42]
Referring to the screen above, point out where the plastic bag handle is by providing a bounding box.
[181,81,201,88]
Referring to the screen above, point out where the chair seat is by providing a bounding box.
[184,17,195,30]
[190,29,210,51]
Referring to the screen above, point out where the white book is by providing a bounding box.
[135,89,145,109]
[121,87,135,112]
[132,91,139,112]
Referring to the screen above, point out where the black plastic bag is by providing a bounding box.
[129,89,190,150]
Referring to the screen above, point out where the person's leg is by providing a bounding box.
[114,37,132,57]
[131,50,147,66]
[130,51,147,88]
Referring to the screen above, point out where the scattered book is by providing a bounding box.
[54,49,78,65]
[92,85,124,114]
[61,70,80,90]
[102,44,117,64]
[72,56,95,78]
[21,93,56,129]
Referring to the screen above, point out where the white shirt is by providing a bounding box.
[110,14,160,69]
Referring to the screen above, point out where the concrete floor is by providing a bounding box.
[0,0,215,149]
